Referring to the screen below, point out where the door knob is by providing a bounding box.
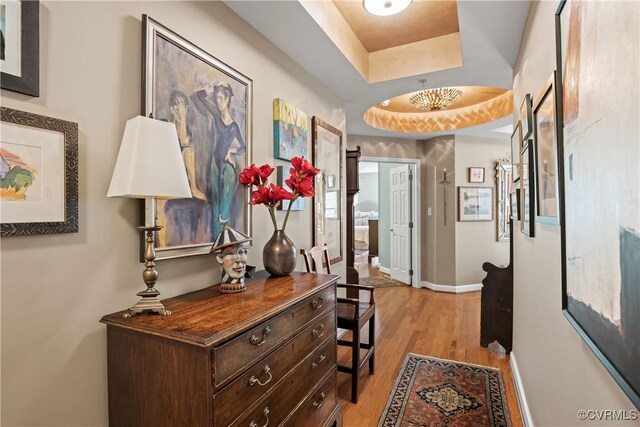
[390,228,394,232]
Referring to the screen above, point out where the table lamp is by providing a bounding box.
[107,115,192,318]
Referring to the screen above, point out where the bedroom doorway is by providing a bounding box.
[355,157,420,286]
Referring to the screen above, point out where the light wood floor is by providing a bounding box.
[336,266,523,426]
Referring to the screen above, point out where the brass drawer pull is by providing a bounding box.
[250,326,271,347]
[249,365,272,386]
[311,354,326,369]
[312,323,325,338]
[311,296,324,310]
[249,406,270,427]
[313,392,326,410]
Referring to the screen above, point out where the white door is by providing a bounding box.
[390,165,412,285]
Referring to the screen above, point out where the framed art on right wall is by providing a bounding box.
[557,0,640,408]
[533,72,560,225]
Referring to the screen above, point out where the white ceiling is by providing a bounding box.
[224,0,530,140]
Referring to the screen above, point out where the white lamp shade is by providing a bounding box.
[107,116,193,199]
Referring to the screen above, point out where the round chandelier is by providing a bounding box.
[409,87,463,111]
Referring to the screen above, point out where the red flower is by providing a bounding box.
[257,164,275,183]
[269,183,293,203]
[291,156,320,178]
[249,184,293,206]
[249,185,270,205]
[239,164,261,187]
[285,175,315,198]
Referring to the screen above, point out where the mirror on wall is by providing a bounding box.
[496,159,513,242]
[312,117,343,264]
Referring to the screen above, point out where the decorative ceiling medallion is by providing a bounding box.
[364,88,513,133]
[409,87,464,111]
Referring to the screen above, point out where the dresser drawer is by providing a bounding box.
[213,285,335,387]
[283,369,337,427]
[213,311,336,427]
[229,338,336,427]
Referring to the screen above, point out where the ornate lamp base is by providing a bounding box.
[123,289,172,318]
[123,225,171,319]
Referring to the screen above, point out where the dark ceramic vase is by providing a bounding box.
[263,230,297,276]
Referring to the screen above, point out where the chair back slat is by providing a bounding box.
[300,244,331,274]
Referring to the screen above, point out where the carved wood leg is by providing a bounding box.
[369,318,375,374]
[351,326,360,404]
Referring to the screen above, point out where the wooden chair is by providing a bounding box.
[300,244,375,403]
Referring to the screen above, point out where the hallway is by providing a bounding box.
[337,284,523,426]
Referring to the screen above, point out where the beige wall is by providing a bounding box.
[454,134,510,285]
[422,135,456,285]
[347,133,422,159]
[512,1,637,425]
[0,2,345,425]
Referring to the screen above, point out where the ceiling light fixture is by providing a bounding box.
[409,80,463,111]
[363,0,413,17]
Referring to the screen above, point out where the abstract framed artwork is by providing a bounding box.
[142,15,252,260]
[511,121,522,183]
[556,0,640,407]
[533,72,560,225]
[0,0,39,96]
[520,93,532,140]
[312,116,342,265]
[468,167,485,183]
[1,107,78,236]
[520,140,535,237]
[276,165,304,211]
[273,98,308,161]
[457,187,493,222]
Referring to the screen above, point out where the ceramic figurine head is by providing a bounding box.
[211,218,252,293]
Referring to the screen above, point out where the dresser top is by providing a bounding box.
[101,272,338,347]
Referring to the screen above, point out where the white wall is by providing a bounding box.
[358,171,378,204]
[512,2,637,425]
[0,2,345,425]
[454,134,510,285]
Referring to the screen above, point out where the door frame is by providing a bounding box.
[361,156,421,288]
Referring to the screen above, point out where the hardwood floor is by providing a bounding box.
[336,267,523,426]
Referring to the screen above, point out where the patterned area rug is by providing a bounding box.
[360,274,406,288]
[378,354,511,427]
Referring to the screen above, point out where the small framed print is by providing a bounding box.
[0,0,39,96]
[520,93,533,140]
[511,121,522,183]
[468,167,485,183]
[458,186,493,222]
[326,174,335,189]
[1,107,78,236]
[510,189,520,221]
[520,140,535,237]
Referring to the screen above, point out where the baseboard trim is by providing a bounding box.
[379,266,391,275]
[510,352,534,427]
[419,281,483,293]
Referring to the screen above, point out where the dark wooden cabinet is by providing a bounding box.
[101,272,342,427]
[346,146,361,287]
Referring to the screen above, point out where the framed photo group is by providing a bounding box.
[512,73,561,237]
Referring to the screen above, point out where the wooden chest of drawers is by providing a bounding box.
[101,272,342,427]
